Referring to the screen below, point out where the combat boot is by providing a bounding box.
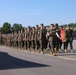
[71,50,74,53]
[58,49,61,53]
[64,49,67,52]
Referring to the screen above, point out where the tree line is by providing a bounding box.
[0,22,23,34]
[0,22,76,35]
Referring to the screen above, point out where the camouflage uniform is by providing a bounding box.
[39,24,46,52]
[18,31,23,49]
[35,25,40,51]
[9,34,12,47]
[14,32,18,49]
[31,27,35,51]
[6,34,9,46]
[21,29,24,49]
[27,27,31,50]
[43,27,47,50]
[54,24,61,52]
[48,25,56,56]
[13,32,16,48]
[24,28,27,50]
[18,31,21,49]
[0,33,2,45]
[65,26,73,52]
[11,32,14,48]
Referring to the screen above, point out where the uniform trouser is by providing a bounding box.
[9,41,11,46]
[39,39,44,51]
[27,40,31,49]
[14,41,16,47]
[46,39,48,49]
[63,42,67,50]
[49,41,54,52]
[11,41,14,48]
[8,41,10,46]
[59,39,62,49]
[55,37,62,50]
[18,41,22,49]
[22,41,24,48]
[43,39,47,50]
[66,38,73,50]
[47,40,50,48]
[35,39,39,50]
[31,40,35,50]
[14,41,18,48]
[0,40,2,45]
[10,41,12,47]
[24,41,27,49]
[18,41,20,48]
[7,41,9,46]
[20,41,24,49]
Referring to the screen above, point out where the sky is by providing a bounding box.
[0,0,76,27]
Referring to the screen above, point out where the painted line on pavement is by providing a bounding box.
[57,56,76,61]
[45,54,76,61]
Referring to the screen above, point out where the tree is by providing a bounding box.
[12,23,23,32]
[2,22,11,34]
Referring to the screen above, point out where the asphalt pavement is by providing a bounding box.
[0,40,76,75]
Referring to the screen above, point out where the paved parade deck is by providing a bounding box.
[0,40,76,75]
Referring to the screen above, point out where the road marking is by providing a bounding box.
[45,54,76,61]
[57,56,76,61]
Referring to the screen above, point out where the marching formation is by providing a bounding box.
[0,23,75,56]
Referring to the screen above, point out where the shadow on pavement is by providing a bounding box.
[0,52,50,70]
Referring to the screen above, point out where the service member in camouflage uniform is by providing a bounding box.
[9,34,12,47]
[18,30,21,49]
[6,34,9,46]
[39,24,46,53]
[14,31,18,49]
[0,32,2,45]
[11,32,14,48]
[20,29,24,50]
[27,27,31,51]
[54,24,61,53]
[23,28,28,50]
[47,24,56,56]
[31,27,35,51]
[34,25,40,52]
